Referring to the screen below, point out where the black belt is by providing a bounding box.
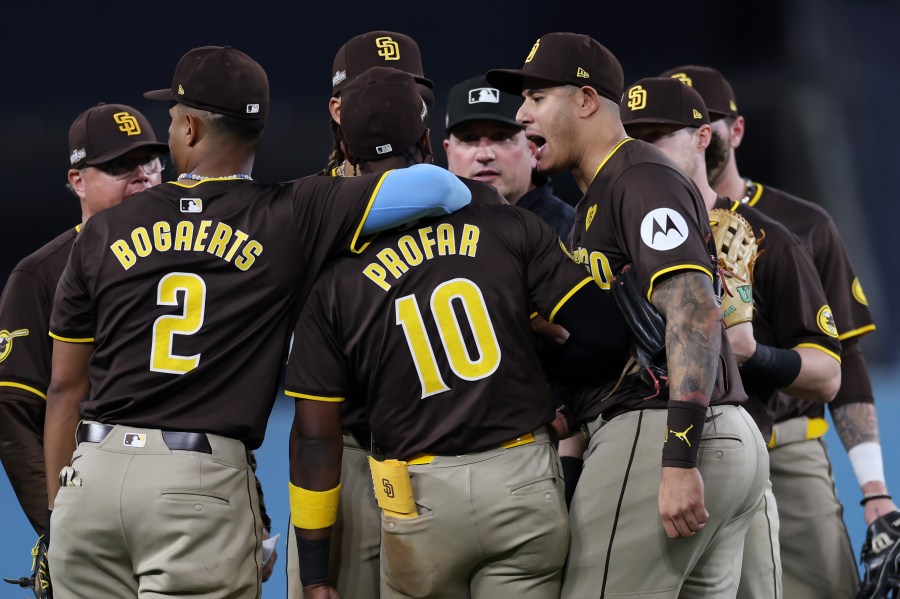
[76,422,212,454]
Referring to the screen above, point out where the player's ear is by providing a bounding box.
[696,124,712,151]
[578,86,602,119]
[730,116,746,148]
[67,169,87,199]
[329,97,341,125]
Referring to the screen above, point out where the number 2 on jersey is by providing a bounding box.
[395,278,501,398]
[150,273,206,374]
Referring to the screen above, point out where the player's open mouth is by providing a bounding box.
[526,133,547,159]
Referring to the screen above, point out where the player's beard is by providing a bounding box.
[706,130,730,185]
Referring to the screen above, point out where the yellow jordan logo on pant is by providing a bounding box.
[666,424,694,447]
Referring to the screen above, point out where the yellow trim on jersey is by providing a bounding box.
[548,276,593,323]
[838,324,876,341]
[592,137,633,180]
[794,343,842,364]
[167,178,254,189]
[284,390,345,403]
[747,181,764,206]
[48,332,94,343]
[529,311,539,320]
[0,382,47,400]
[349,170,393,255]
[646,265,713,301]
[730,200,740,212]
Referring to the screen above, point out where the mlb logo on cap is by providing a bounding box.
[246,104,260,114]
[180,198,203,213]
[123,433,147,448]
[469,87,500,104]
[375,143,393,155]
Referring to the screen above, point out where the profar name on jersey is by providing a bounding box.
[109,219,263,272]
[363,223,480,291]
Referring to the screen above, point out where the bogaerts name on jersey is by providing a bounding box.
[109,220,263,271]
[364,223,480,291]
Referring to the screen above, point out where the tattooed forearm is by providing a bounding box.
[650,271,721,406]
[831,402,880,449]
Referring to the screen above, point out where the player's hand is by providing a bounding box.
[659,467,708,539]
[531,315,570,344]
[303,583,341,598]
[261,528,277,582]
[725,322,756,366]
[864,497,898,526]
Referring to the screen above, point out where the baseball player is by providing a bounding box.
[322,30,434,176]
[0,103,165,594]
[284,66,630,599]
[43,46,472,598]
[620,76,845,598]
[444,75,575,239]
[487,33,769,598]
[662,64,897,599]
[285,31,438,599]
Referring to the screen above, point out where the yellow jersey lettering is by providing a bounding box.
[192,220,212,252]
[110,240,136,270]
[397,235,424,266]
[173,221,194,251]
[378,248,409,279]
[131,227,152,257]
[153,221,172,252]
[459,225,480,257]
[436,224,455,256]
[588,251,614,289]
[224,230,250,262]
[363,263,391,291]
[206,222,233,258]
[418,226,436,260]
[234,240,263,271]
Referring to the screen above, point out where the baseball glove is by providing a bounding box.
[857,510,900,599]
[708,208,759,328]
[3,535,52,598]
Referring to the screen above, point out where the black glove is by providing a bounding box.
[857,510,900,599]
[3,532,52,598]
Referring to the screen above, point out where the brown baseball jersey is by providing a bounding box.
[567,138,746,423]
[713,198,841,440]
[743,182,873,421]
[50,174,400,449]
[284,200,599,461]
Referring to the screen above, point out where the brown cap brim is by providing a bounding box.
[82,140,170,167]
[414,75,434,89]
[486,69,567,96]
[623,117,692,128]
[144,89,175,101]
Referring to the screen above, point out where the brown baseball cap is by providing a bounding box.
[485,32,624,103]
[144,46,269,120]
[68,103,168,168]
[659,65,738,118]
[331,31,434,100]
[340,67,428,162]
[620,77,710,129]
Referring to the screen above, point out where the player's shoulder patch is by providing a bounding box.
[0,329,29,363]
[640,208,689,251]
[852,277,868,306]
[816,305,839,338]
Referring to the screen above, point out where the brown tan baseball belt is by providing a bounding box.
[76,421,212,454]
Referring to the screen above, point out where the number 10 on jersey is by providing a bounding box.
[395,278,501,399]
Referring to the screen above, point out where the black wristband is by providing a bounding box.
[661,400,706,468]
[297,534,330,587]
[741,343,801,388]
[860,493,892,506]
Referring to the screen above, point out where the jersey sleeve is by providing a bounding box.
[283,279,349,403]
[605,163,714,299]
[754,232,841,362]
[0,270,54,399]
[49,236,95,344]
[808,216,875,341]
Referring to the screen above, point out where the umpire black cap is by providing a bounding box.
[659,65,739,119]
[68,103,168,169]
[620,77,710,129]
[144,46,269,120]
[341,67,428,162]
[486,33,624,103]
[445,76,523,133]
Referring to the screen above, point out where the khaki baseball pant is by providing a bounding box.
[49,423,263,598]
[562,405,769,598]
[736,478,783,598]
[380,429,569,598]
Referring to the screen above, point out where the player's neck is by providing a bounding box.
[712,155,744,201]
[575,123,629,193]
[181,153,255,180]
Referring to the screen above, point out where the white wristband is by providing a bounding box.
[848,442,886,487]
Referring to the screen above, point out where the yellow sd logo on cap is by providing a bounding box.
[525,39,540,63]
[627,86,647,111]
[376,37,400,61]
[114,112,141,136]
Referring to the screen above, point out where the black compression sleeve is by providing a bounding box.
[741,343,801,389]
